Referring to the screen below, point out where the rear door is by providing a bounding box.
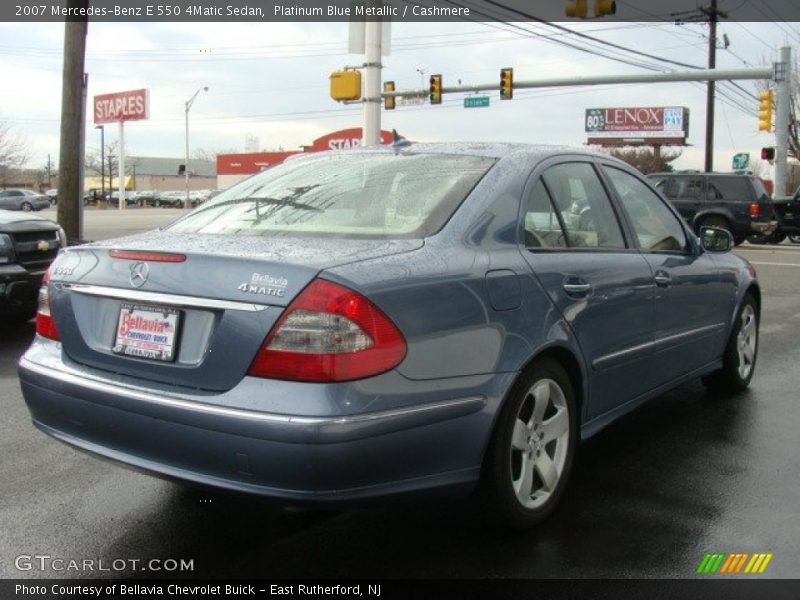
[520,159,656,419]
[601,165,732,386]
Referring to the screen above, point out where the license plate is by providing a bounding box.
[113,303,180,362]
[784,212,794,220]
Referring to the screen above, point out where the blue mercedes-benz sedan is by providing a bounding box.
[19,144,759,527]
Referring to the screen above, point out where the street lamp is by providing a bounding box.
[184,86,208,210]
[95,125,104,206]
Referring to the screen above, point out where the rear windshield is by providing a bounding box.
[167,153,496,239]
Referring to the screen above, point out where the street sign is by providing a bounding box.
[464,96,490,108]
[398,95,425,107]
[732,153,750,170]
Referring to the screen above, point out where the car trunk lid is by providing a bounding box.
[47,232,421,391]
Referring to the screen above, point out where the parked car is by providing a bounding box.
[153,191,185,207]
[0,209,65,322]
[0,189,51,212]
[647,171,777,245]
[107,191,142,207]
[748,186,800,244]
[45,189,58,205]
[134,190,159,206]
[18,145,760,528]
[83,188,104,205]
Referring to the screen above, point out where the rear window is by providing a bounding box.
[167,153,495,239]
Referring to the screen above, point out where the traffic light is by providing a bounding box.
[761,147,776,161]
[565,0,588,18]
[500,68,513,100]
[384,81,396,110]
[594,0,616,16]
[429,74,442,105]
[758,89,773,132]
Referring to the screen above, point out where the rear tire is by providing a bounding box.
[790,235,800,244]
[482,358,577,529]
[748,231,786,245]
[702,293,758,393]
[21,201,33,212]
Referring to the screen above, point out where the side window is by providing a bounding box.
[675,177,703,200]
[541,163,626,249]
[524,179,568,248]
[710,176,752,201]
[604,167,688,253]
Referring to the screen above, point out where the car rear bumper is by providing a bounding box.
[751,220,778,235]
[0,263,42,313]
[18,341,495,503]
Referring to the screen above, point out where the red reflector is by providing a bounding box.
[110,250,186,262]
[35,267,60,341]
[248,279,407,382]
[750,203,761,218]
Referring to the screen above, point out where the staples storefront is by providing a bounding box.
[216,128,395,189]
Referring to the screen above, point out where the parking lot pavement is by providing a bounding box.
[1,230,798,580]
[38,206,185,241]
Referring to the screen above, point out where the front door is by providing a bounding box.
[601,165,732,387]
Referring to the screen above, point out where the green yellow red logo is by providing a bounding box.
[697,552,773,574]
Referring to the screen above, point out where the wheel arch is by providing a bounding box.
[487,343,587,449]
[692,210,733,231]
[745,282,761,319]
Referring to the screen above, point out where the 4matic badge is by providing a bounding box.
[237,273,288,298]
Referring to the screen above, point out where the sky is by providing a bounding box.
[0,17,796,176]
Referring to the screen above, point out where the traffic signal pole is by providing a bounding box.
[362,19,382,147]
[774,46,791,196]
[382,66,774,99]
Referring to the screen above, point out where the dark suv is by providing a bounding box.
[0,210,64,322]
[647,172,777,245]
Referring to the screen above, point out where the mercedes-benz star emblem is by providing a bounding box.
[129,262,149,288]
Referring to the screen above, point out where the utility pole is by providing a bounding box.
[671,3,727,173]
[57,2,89,242]
[704,0,718,173]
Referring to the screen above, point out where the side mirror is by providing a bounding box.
[700,226,733,253]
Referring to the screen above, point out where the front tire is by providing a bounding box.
[482,358,577,529]
[703,294,758,392]
[21,201,33,212]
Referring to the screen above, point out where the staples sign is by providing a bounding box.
[94,89,150,125]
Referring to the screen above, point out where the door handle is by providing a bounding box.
[563,282,592,297]
[654,271,671,287]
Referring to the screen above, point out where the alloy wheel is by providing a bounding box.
[509,378,570,509]
[737,304,757,380]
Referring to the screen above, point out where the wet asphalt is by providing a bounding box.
[1,230,799,580]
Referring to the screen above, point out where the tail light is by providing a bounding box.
[248,279,406,382]
[35,267,60,341]
[750,203,761,218]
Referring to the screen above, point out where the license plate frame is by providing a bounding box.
[113,303,181,362]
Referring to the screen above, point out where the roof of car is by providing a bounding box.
[287,142,604,162]
[648,171,759,177]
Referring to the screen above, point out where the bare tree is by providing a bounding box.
[0,117,29,188]
[603,146,682,174]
